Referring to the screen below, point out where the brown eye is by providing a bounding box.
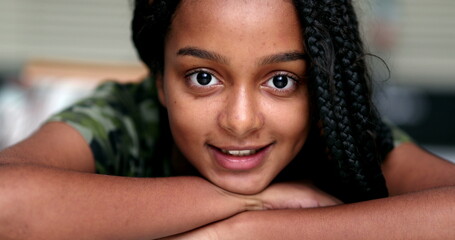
[196,72,212,85]
[187,70,221,87]
[265,73,297,92]
[272,75,289,89]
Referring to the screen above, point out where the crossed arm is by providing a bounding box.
[164,143,455,240]
[0,122,454,239]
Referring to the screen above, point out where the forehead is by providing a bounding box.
[168,0,303,50]
[176,0,297,18]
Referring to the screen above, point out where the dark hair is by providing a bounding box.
[132,0,394,203]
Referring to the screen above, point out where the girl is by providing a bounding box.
[0,0,454,239]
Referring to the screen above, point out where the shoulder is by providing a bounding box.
[49,79,159,140]
[47,78,166,176]
[382,142,455,195]
[380,121,455,195]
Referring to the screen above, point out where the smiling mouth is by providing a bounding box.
[208,143,274,171]
[221,149,257,156]
[213,144,271,157]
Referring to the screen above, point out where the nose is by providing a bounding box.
[218,86,264,137]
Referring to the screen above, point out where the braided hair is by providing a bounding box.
[132,0,394,203]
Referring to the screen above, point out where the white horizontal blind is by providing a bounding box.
[357,0,455,87]
[0,0,138,70]
[1,0,455,87]
[393,0,455,86]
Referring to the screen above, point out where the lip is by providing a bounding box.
[208,143,273,171]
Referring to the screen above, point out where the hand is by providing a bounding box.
[256,181,342,210]
[159,182,341,240]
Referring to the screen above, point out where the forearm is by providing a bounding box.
[0,164,247,240]
[222,187,455,239]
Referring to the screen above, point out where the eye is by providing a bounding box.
[264,73,298,92]
[186,70,221,87]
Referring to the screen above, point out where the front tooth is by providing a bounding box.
[238,150,252,156]
[223,149,256,156]
[228,150,240,155]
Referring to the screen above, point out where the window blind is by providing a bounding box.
[393,0,455,86]
[0,0,137,70]
[1,0,454,87]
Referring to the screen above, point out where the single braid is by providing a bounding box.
[340,2,395,161]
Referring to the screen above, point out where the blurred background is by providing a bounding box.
[0,0,454,162]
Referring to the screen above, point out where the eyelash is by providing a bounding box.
[184,69,302,95]
[185,69,221,88]
[264,72,301,94]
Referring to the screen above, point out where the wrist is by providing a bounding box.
[213,185,264,211]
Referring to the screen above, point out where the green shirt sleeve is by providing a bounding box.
[47,78,166,177]
[390,124,414,147]
[381,118,413,147]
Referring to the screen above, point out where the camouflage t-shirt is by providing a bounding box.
[48,78,171,177]
[48,79,412,177]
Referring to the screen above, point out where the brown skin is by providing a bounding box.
[1,0,454,239]
[158,0,310,195]
[383,143,455,195]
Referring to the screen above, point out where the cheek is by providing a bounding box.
[266,95,310,146]
[165,88,217,150]
[167,99,204,140]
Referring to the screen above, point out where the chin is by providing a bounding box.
[232,188,264,195]
[215,178,270,195]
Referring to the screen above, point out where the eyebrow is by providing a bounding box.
[176,47,307,66]
[177,47,229,65]
[258,51,308,66]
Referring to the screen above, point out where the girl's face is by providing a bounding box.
[158,0,310,194]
